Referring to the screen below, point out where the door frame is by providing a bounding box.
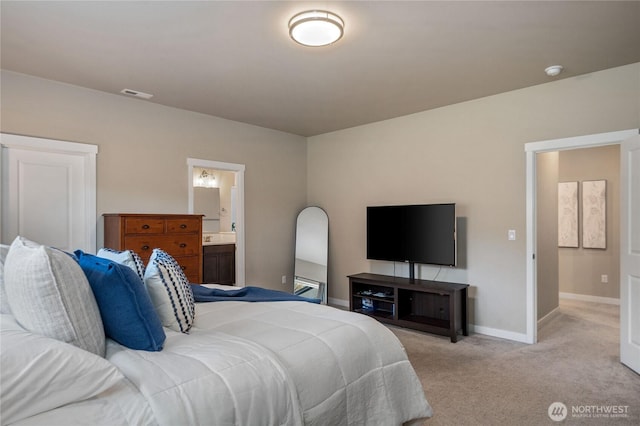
[524,129,638,344]
[1,133,98,251]
[187,158,245,286]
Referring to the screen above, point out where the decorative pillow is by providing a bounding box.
[3,236,105,356]
[144,248,195,333]
[97,247,146,281]
[75,250,166,351]
[0,244,11,314]
[0,314,123,425]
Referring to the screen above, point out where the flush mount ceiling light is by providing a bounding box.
[289,10,344,47]
[544,65,564,77]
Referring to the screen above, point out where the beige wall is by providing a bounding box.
[2,63,638,337]
[558,145,620,299]
[0,70,308,291]
[536,152,559,320]
[307,63,639,335]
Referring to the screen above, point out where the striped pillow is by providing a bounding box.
[3,236,105,356]
[143,249,195,333]
[97,248,145,281]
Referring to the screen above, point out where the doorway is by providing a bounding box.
[187,158,245,286]
[1,133,97,252]
[525,129,637,344]
[537,146,621,332]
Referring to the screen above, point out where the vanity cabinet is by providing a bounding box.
[103,213,203,283]
[203,244,236,285]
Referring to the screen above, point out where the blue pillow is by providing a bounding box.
[74,250,165,351]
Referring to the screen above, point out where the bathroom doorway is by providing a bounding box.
[187,158,245,286]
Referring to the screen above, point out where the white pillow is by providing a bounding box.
[0,244,11,314]
[3,236,105,356]
[97,247,146,281]
[144,248,195,333]
[0,314,123,425]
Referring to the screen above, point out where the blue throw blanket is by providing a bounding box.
[190,284,321,304]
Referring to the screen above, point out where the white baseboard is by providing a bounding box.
[559,292,620,305]
[537,307,560,329]
[469,324,530,343]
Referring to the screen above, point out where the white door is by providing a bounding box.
[1,134,97,252]
[620,134,640,374]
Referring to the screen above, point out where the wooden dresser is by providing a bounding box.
[103,213,203,283]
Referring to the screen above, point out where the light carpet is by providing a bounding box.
[392,299,639,425]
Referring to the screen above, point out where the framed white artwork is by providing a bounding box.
[558,181,579,248]
[582,180,606,249]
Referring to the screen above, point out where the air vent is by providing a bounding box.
[120,88,153,99]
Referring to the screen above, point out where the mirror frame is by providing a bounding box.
[294,206,329,304]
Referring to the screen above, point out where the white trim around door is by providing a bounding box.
[1,133,97,252]
[187,158,246,286]
[524,129,638,344]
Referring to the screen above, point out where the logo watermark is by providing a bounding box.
[548,402,568,422]
[548,402,630,422]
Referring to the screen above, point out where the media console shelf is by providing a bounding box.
[348,273,469,343]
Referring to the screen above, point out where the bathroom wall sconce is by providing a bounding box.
[194,169,217,188]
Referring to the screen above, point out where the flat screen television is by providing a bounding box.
[367,203,456,278]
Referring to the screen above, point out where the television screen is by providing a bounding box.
[367,203,456,267]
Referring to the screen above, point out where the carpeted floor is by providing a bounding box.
[392,299,639,425]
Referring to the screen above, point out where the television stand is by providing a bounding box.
[348,273,469,342]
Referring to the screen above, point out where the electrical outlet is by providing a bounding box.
[601,274,608,283]
[508,230,516,241]
[282,275,287,285]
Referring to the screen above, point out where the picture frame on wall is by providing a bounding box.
[558,181,579,248]
[582,180,606,249]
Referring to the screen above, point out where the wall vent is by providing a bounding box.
[120,88,153,99]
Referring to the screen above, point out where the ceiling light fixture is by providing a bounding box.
[289,10,344,47]
[544,65,564,77]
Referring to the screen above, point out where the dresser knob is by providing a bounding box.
[142,224,150,229]
[181,265,187,270]
[142,245,150,251]
[179,243,187,248]
[180,224,187,229]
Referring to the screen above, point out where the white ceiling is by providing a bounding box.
[1,1,639,137]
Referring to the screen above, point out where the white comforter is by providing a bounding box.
[107,296,431,425]
[8,295,432,425]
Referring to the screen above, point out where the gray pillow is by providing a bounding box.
[0,244,11,314]
[4,237,105,357]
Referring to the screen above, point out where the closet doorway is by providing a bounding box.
[1,133,97,252]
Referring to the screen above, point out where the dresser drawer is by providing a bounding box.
[166,218,200,234]
[124,235,201,259]
[124,218,165,234]
[174,255,201,283]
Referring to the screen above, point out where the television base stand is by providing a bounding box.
[348,273,469,342]
[408,262,416,281]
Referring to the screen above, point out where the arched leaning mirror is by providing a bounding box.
[294,207,328,304]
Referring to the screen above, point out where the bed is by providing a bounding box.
[0,237,432,425]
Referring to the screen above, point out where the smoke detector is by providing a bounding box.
[544,65,564,77]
